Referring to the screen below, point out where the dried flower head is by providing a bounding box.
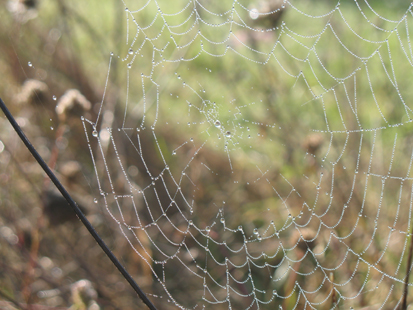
[55,89,91,122]
[60,161,82,182]
[16,79,48,106]
[43,189,88,226]
[7,0,38,23]
[248,0,285,28]
[303,133,323,155]
[71,279,100,310]
[291,227,317,255]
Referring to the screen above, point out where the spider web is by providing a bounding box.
[81,0,413,309]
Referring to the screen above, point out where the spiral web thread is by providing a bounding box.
[81,0,413,309]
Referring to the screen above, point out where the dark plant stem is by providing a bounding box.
[402,224,413,310]
[0,97,158,310]
[0,288,26,310]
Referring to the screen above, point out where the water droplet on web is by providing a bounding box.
[225,131,231,138]
[214,120,221,128]
[253,228,258,235]
[127,63,132,69]
[94,198,98,203]
[177,75,181,79]
[28,62,32,67]
[205,226,211,233]
[110,52,114,56]
[50,126,54,130]
[172,151,176,155]
[92,130,98,137]
[188,220,193,226]
[238,226,243,231]
[52,95,57,101]
[128,48,134,55]
[220,218,225,224]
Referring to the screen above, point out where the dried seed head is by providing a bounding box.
[16,79,48,106]
[71,279,99,310]
[303,133,323,155]
[55,89,91,122]
[60,160,82,182]
[249,0,285,27]
[291,228,317,254]
[43,189,88,226]
[7,0,38,23]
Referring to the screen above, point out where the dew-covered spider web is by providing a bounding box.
[81,0,413,309]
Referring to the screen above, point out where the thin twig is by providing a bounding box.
[402,225,413,310]
[0,97,158,310]
[0,288,26,310]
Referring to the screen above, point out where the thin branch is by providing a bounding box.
[0,288,26,310]
[0,97,158,310]
[402,226,413,310]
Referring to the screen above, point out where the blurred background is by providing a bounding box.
[1,0,413,309]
